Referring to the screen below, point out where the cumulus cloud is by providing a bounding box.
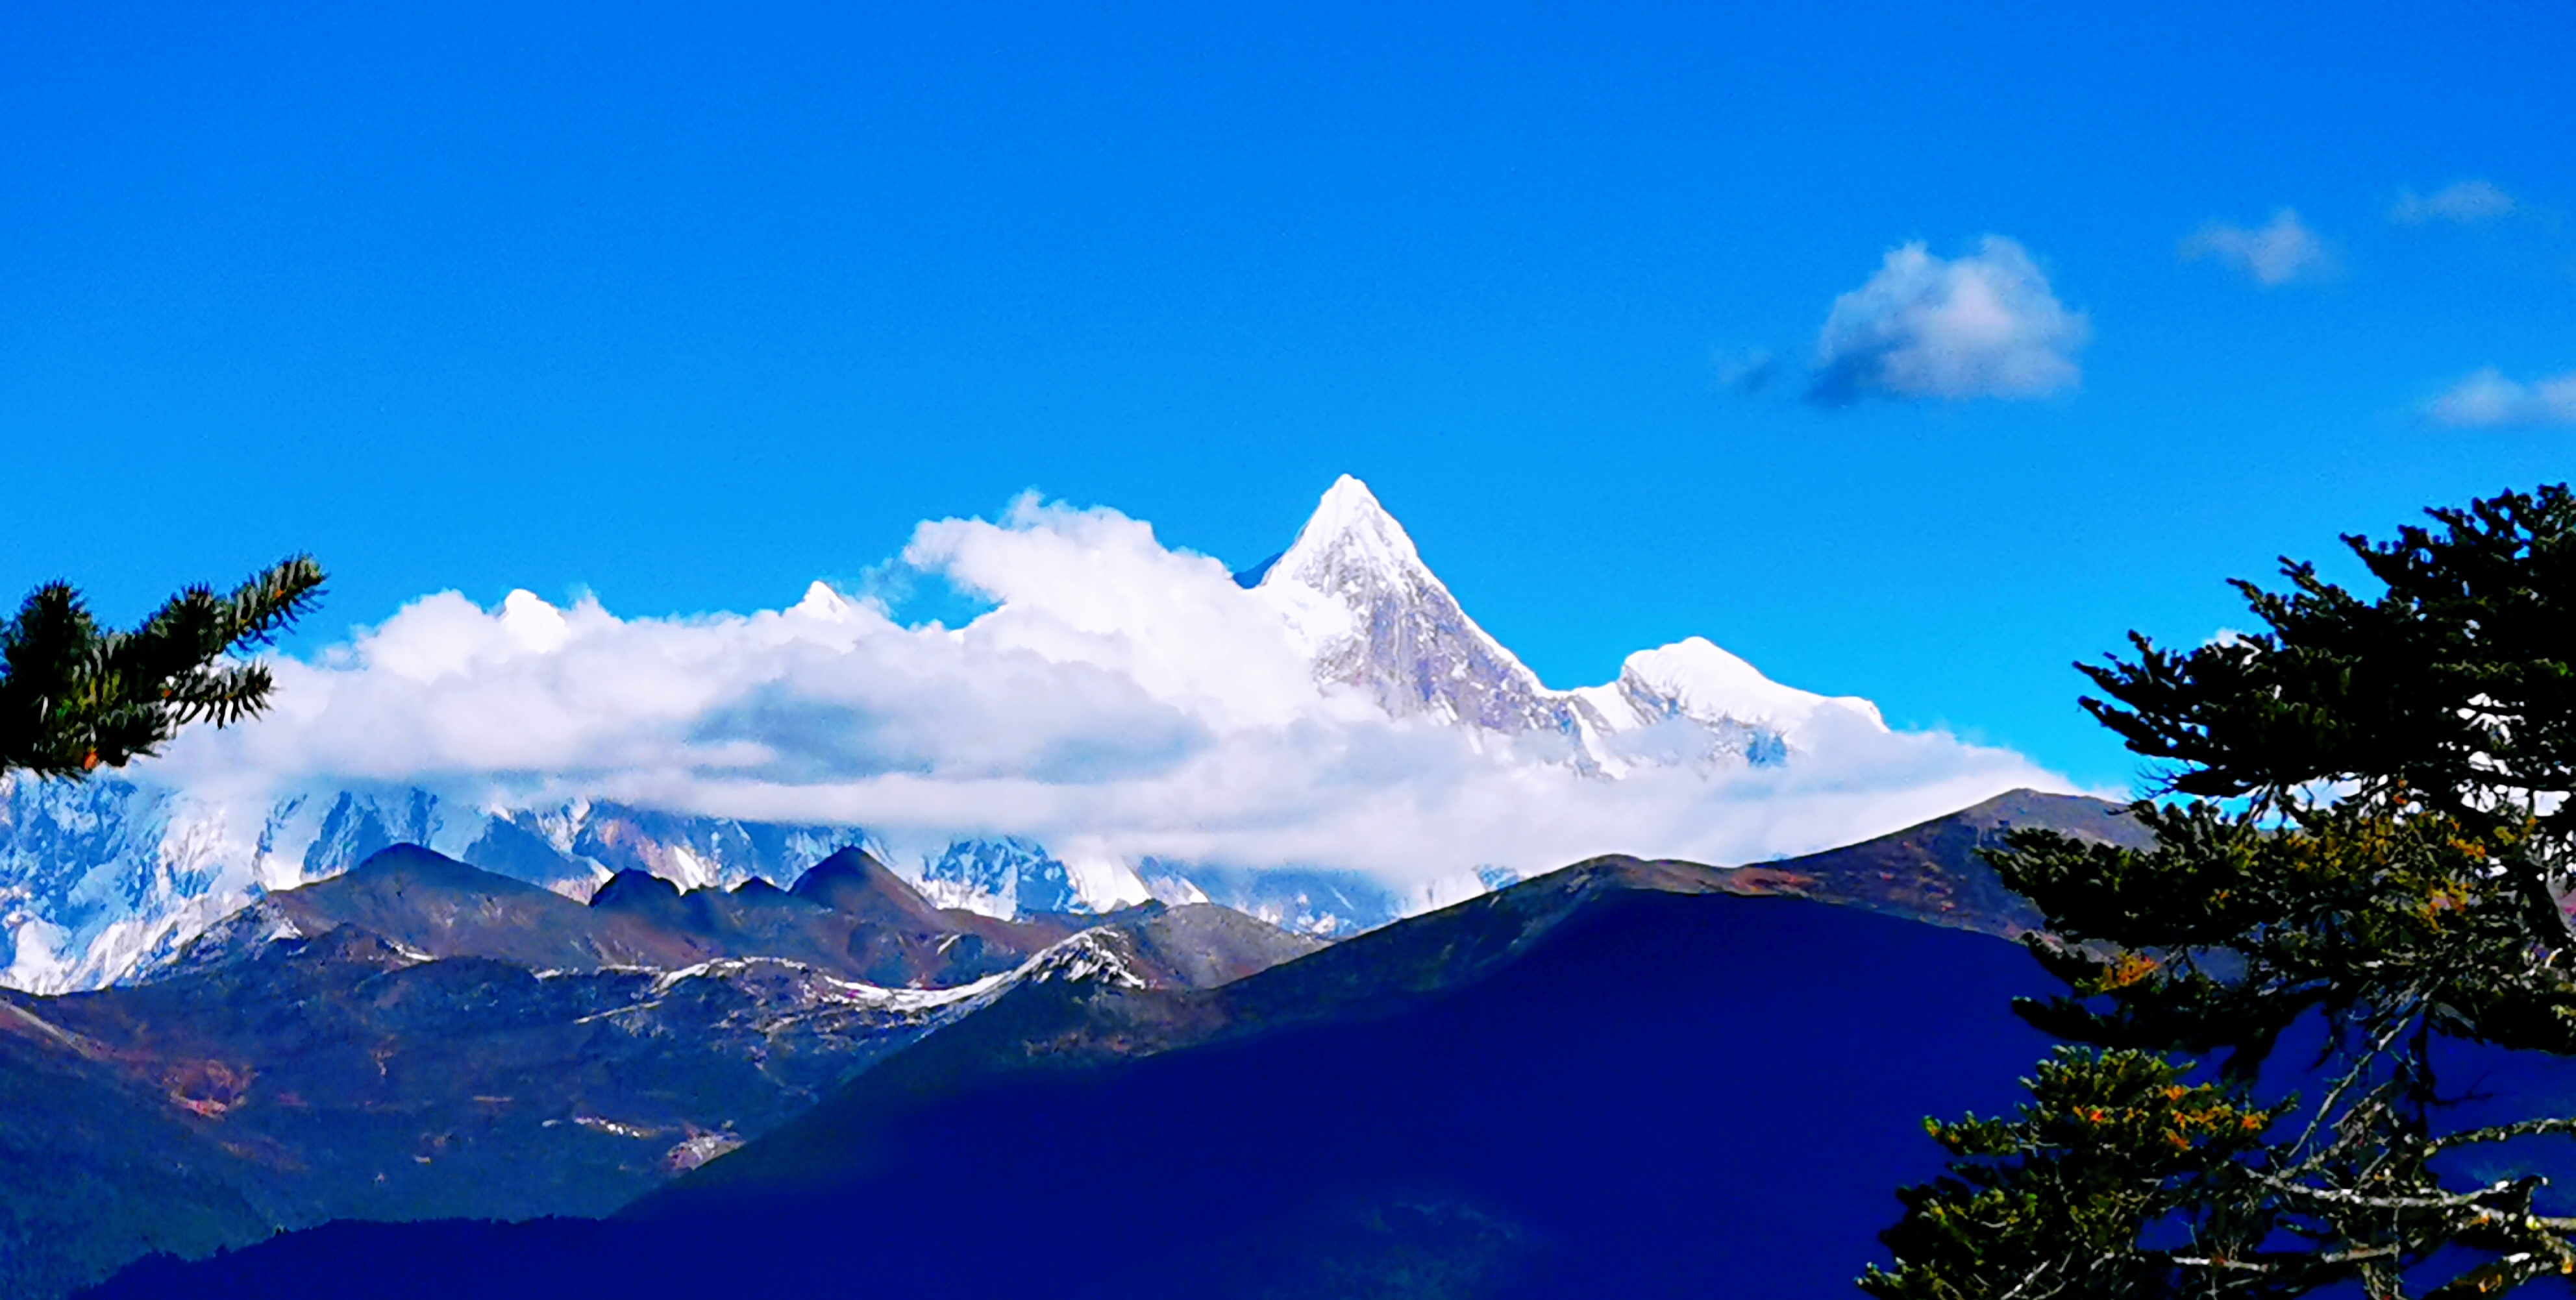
[2181,209,2334,286]
[2424,367,2576,429]
[138,495,2066,892]
[2394,180,2519,226]
[1807,237,2088,406]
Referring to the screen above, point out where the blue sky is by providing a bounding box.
[5,0,2572,793]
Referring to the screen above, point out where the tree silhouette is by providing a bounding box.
[0,557,325,778]
[1868,486,2576,1298]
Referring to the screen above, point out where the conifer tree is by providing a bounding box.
[0,557,325,778]
[1864,485,2576,1298]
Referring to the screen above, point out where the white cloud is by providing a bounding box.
[1807,237,2088,406]
[2425,367,2576,429]
[2394,180,2519,226]
[136,497,2066,892]
[2181,209,2333,286]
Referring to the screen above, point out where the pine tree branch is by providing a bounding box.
[2428,1118,2576,1153]
[0,556,324,779]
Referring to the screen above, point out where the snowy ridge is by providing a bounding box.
[1252,476,1885,775]
[622,929,1157,1032]
[1254,476,1594,748]
[644,957,1021,1022]
[1017,927,1153,991]
[917,837,1067,917]
[1606,637,1885,741]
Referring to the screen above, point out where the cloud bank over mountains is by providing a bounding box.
[136,481,2062,891]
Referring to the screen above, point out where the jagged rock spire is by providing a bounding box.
[1255,476,1586,743]
[1254,475,1882,768]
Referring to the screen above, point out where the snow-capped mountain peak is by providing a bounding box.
[1272,474,1433,587]
[1249,476,1877,775]
[1607,637,1887,742]
[1254,476,1576,740]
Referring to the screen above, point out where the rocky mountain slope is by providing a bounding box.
[1703,787,2155,935]
[171,842,1145,988]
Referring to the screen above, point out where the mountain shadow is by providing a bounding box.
[96,860,2062,1299]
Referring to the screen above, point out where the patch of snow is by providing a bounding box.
[1020,929,1150,990]
[1059,850,1152,913]
[915,876,1015,919]
[647,956,1016,1012]
[1613,637,1887,742]
[791,581,858,622]
[0,917,71,992]
[1143,872,1210,906]
[665,1132,745,1173]
[570,1114,658,1140]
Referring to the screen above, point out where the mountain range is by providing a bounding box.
[82,801,2109,1299]
[0,842,1320,1298]
[4,475,1966,995]
[0,787,2127,1298]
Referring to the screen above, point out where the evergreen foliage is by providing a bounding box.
[1863,1047,2283,1300]
[1866,486,2576,1298]
[0,557,324,778]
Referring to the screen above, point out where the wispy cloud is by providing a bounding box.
[2394,180,2519,226]
[1806,237,2088,406]
[137,495,2062,890]
[2181,209,2333,286]
[1715,347,1778,395]
[2424,367,2576,428]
